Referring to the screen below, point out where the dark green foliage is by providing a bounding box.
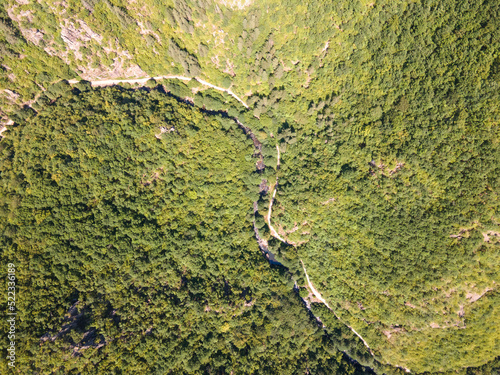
[44,80,72,99]
[168,39,202,77]
[1,0,499,373]
[0,87,371,374]
[74,80,93,93]
[198,43,209,57]
[269,0,500,372]
[167,0,194,34]
[103,0,135,28]
[164,80,192,98]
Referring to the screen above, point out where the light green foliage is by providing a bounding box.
[268,0,500,372]
[0,86,370,374]
[1,0,499,373]
[0,6,75,112]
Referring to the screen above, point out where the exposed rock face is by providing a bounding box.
[217,0,253,10]
[58,20,146,80]
[256,159,265,171]
[259,179,269,195]
[40,302,106,355]
[60,20,103,52]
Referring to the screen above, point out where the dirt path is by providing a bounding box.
[4,72,412,372]
[300,260,373,352]
[68,75,188,86]
[265,145,289,243]
[193,77,249,108]
[67,75,249,108]
[1,74,248,139]
[266,143,376,355]
[0,118,13,137]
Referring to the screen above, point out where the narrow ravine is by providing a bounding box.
[3,74,409,372]
[62,74,376,355]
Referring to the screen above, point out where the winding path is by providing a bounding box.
[67,75,249,108]
[2,75,249,138]
[4,73,405,370]
[265,147,411,372]
[265,143,375,354]
[4,75,248,137]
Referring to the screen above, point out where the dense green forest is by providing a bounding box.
[0,85,380,374]
[1,0,499,373]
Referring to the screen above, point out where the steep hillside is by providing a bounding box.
[1,0,499,373]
